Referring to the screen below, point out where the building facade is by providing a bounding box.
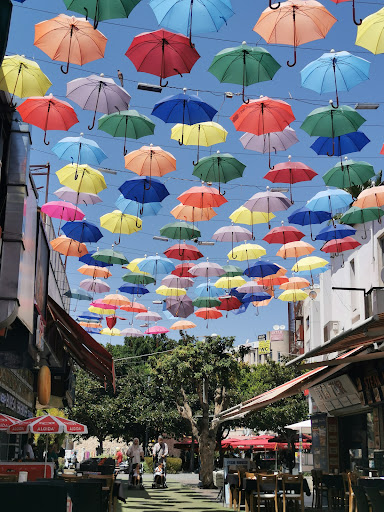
[241,329,290,366]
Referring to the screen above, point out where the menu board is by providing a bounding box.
[327,417,339,471]
[312,414,328,471]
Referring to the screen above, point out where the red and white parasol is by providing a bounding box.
[0,413,20,431]
[8,414,87,434]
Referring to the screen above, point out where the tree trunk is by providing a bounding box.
[199,428,217,488]
[189,434,195,472]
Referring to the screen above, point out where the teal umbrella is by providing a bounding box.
[323,158,375,189]
[160,221,201,240]
[92,247,129,265]
[222,264,243,277]
[340,206,384,238]
[64,288,92,300]
[122,271,156,285]
[208,43,281,102]
[192,151,246,191]
[63,0,142,29]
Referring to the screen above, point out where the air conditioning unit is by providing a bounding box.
[370,289,384,316]
[323,321,340,342]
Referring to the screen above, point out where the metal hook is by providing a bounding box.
[269,0,280,8]
[353,0,362,25]
[60,61,70,74]
[160,76,169,88]
[88,110,97,131]
[43,132,50,146]
[287,47,297,67]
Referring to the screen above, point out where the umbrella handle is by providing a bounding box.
[114,233,121,245]
[353,0,362,25]
[60,61,70,74]
[287,47,297,67]
[242,89,250,104]
[43,131,50,146]
[88,110,97,130]
[269,0,280,9]
[144,178,152,191]
[160,77,169,88]
[268,152,274,170]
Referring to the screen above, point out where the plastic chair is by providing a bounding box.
[281,474,304,512]
[364,486,384,512]
[256,474,279,512]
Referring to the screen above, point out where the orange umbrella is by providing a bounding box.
[257,275,289,287]
[178,185,227,209]
[195,307,222,320]
[170,204,217,222]
[50,235,88,257]
[101,294,131,307]
[275,264,288,276]
[120,302,147,313]
[353,186,384,209]
[253,0,337,67]
[34,14,107,74]
[280,277,310,290]
[276,241,315,259]
[77,265,112,279]
[124,144,176,181]
[170,320,196,330]
[253,288,274,307]
[79,321,102,328]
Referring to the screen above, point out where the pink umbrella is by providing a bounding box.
[161,275,194,288]
[0,413,20,430]
[136,311,162,322]
[41,200,85,232]
[189,258,226,278]
[212,224,253,252]
[237,282,266,294]
[79,278,110,293]
[145,326,169,334]
[120,327,144,337]
[90,300,117,310]
[54,186,102,205]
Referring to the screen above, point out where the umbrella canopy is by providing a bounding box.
[0,54,52,101]
[212,225,253,244]
[89,305,116,315]
[156,285,187,296]
[277,241,315,259]
[100,328,121,336]
[121,302,148,313]
[122,271,156,285]
[164,243,204,261]
[136,311,162,322]
[0,414,20,430]
[243,291,272,303]
[280,277,310,290]
[223,265,244,277]
[79,278,110,293]
[195,283,221,297]
[215,276,246,288]
[230,96,295,135]
[244,188,292,227]
[63,0,141,28]
[253,0,336,67]
[195,307,222,320]
[353,186,384,209]
[64,288,92,300]
[240,127,298,154]
[257,275,289,287]
[125,144,176,180]
[9,414,87,434]
[66,74,131,130]
[306,189,352,213]
[126,29,200,87]
[172,262,196,277]
[193,296,221,308]
[56,164,106,194]
[263,225,305,244]
[79,321,102,328]
[145,326,170,335]
[92,247,128,266]
[54,186,102,205]
[237,282,265,294]
[162,275,194,288]
[288,206,332,226]
[116,196,162,217]
[311,131,370,157]
[170,204,217,222]
[316,224,356,241]
[170,122,227,162]
[160,221,201,240]
[98,109,155,155]
[77,311,102,320]
[278,289,309,302]
[217,296,242,311]
[323,158,375,189]
[264,160,317,201]
[91,299,118,310]
[79,250,111,268]
[52,135,107,167]
[34,14,107,74]
[119,177,169,206]
[356,7,384,54]
[100,211,142,244]
[137,254,175,275]
[292,256,328,272]
[189,259,225,277]
[230,206,275,226]
[166,295,193,318]
[340,206,384,225]
[192,152,246,189]
[102,294,131,307]
[77,265,112,278]
[41,201,84,222]
[124,258,146,273]
[152,91,217,125]
[322,236,360,253]
[120,327,145,337]
[178,185,227,208]
[50,236,88,257]
[228,243,266,261]
[17,94,78,145]
[170,320,196,330]
[62,220,103,243]
[208,42,280,102]
[119,284,149,295]
[243,261,281,278]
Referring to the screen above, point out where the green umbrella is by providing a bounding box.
[222,264,244,277]
[192,151,246,192]
[192,297,221,308]
[92,247,129,265]
[323,158,375,189]
[160,221,201,241]
[122,271,156,285]
[340,205,384,239]
[64,288,92,300]
[300,104,366,156]
[98,109,155,155]
[208,43,281,103]
[63,0,141,28]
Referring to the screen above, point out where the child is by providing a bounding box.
[154,462,164,486]
[133,463,141,486]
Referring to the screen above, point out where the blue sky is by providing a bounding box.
[7,0,384,346]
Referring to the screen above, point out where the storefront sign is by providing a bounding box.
[258,339,271,354]
[310,375,361,413]
[270,330,284,341]
[354,369,384,406]
[258,334,267,341]
[0,390,33,418]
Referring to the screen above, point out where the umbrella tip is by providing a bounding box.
[329,99,333,104]
[330,49,335,53]
[217,150,220,154]
[183,87,187,93]
[21,54,25,58]
[242,41,247,45]
[100,73,104,77]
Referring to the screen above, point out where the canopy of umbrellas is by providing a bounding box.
[3,0,384,336]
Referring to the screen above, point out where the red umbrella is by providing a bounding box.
[172,262,196,277]
[164,243,204,261]
[217,296,242,311]
[0,413,20,430]
[263,159,317,198]
[195,307,222,320]
[230,96,295,136]
[263,224,305,244]
[9,414,87,434]
[321,236,360,253]
[16,94,79,145]
[257,275,289,286]
[126,29,200,87]
[178,185,227,209]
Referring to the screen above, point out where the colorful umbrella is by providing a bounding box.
[170,320,196,330]
[62,219,103,243]
[171,204,217,222]
[41,201,84,228]
[212,225,253,252]
[118,284,149,295]
[79,250,111,268]
[145,326,170,335]
[98,109,155,155]
[67,74,131,130]
[195,307,222,320]
[56,164,107,194]
[263,224,305,244]
[321,236,360,253]
[162,275,194,288]
[215,276,246,288]
[54,186,102,205]
[229,206,275,237]
[353,186,384,209]
[164,243,204,261]
[0,414,20,430]
[52,135,107,169]
[263,158,317,200]
[178,185,227,209]
[171,121,227,163]
[116,196,162,217]
[149,0,234,43]
[78,265,112,278]
[100,211,142,244]
[136,310,162,322]
[278,289,309,301]
[192,151,246,192]
[237,282,265,294]
[195,282,221,297]
[292,256,328,272]
[89,305,116,315]
[257,275,289,287]
[156,285,187,296]
[244,188,292,228]
[340,206,384,226]
[301,50,370,106]
[102,293,131,307]
[124,144,176,183]
[92,247,129,266]
[9,414,87,434]
[323,158,375,189]
[228,243,266,261]
[277,241,315,259]
[77,311,102,320]
[355,7,384,54]
[79,321,102,328]
[280,277,310,290]
[160,221,201,240]
[166,295,194,318]
[34,14,107,74]
[189,259,225,278]
[120,327,144,337]
[0,54,52,103]
[243,291,272,303]
[315,223,356,241]
[223,264,244,277]
[310,131,370,157]
[64,288,92,300]
[193,296,221,308]
[172,262,195,277]
[124,258,146,273]
[217,296,242,312]
[208,42,280,102]
[126,28,200,87]
[253,0,336,67]
[137,254,175,275]
[100,328,121,336]
[122,271,156,285]
[50,236,88,257]
[17,94,78,145]
[63,0,142,29]
[288,206,332,240]
[244,261,281,278]
[119,177,169,214]
[306,189,352,214]
[79,278,110,293]
[120,302,147,313]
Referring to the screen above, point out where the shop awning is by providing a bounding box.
[286,313,384,367]
[47,297,115,389]
[216,348,361,422]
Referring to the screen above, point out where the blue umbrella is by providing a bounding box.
[306,189,352,214]
[84,328,101,335]
[242,291,272,303]
[296,266,328,277]
[230,288,246,301]
[118,284,150,295]
[301,51,370,107]
[62,220,103,243]
[232,302,249,315]
[195,283,221,298]
[115,195,162,217]
[288,206,332,240]
[51,135,107,166]
[118,177,169,214]
[137,254,175,276]
[79,250,112,267]
[149,0,234,42]
[310,131,370,157]
[151,92,217,144]
[77,311,102,321]
[315,224,356,242]
[64,288,92,300]
[243,261,280,278]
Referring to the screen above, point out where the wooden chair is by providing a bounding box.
[245,472,257,479]
[364,486,384,512]
[0,474,18,482]
[346,472,358,512]
[256,473,279,512]
[281,474,304,512]
[88,474,115,512]
[235,467,247,511]
[351,484,369,512]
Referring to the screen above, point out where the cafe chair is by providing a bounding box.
[364,486,384,512]
[256,473,279,512]
[245,472,257,479]
[344,472,358,512]
[351,484,369,512]
[311,469,326,509]
[235,467,247,511]
[0,473,18,482]
[281,474,304,512]
[88,474,115,512]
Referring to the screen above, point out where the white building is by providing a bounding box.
[241,329,290,366]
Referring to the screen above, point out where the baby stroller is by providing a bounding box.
[152,459,167,489]
[128,461,144,489]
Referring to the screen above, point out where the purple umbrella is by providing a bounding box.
[212,224,253,252]
[166,295,194,318]
[79,278,110,293]
[66,74,131,130]
[54,187,102,205]
[237,282,265,294]
[120,327,144,337]
[244,187,293,228]
[161,275,194,288]
[240,127,299,169]
[135,311,162,322]
[189,258,226,278]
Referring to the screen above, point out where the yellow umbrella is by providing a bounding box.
[228,243,266,261]
[280,277,310,290]
[171,121,227,163]
[170,320,196,330]
[356,8,384,54]
[292,256,328,272]
[156,285,186,296]
[215,276,246,289]
[123,258,149,275]
[230,206,275,225]
[101,294,131,307]
[100,328,121,336]
[278,290,309,302]
[56,164,107,194]
[89,306,116,315]
[0,55,52,101]
[100,210,142,245]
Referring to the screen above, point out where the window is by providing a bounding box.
[306,316,310,330]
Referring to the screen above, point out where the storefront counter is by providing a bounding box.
[0,461,55,480]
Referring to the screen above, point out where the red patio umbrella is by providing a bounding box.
[126,29,200,87]
[164,243,204,261]
[263,159,317,199]
[172,262,196,277]
[263,224,305,244]
[0,413,20,430]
